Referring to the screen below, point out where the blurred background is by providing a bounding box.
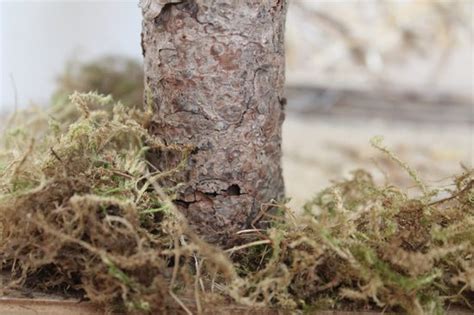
[1,0,473,208]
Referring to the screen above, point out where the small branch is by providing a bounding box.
[224,240,271,254]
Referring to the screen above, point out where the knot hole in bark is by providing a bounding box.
[226,184,241,196]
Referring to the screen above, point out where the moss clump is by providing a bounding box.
[0,57,472,314]
[0,91,237,313]
[54,56,144,108]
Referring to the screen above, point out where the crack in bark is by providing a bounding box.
[175,183,243,207]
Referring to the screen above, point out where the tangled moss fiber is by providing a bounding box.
[0,58,472,314]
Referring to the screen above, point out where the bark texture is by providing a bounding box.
[142,0,287,244]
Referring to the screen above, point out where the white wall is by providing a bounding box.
[1,1,472,113]
[0,0,142,111]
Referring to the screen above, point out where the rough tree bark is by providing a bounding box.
[141,0,288,244]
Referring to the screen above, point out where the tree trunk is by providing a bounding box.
[141,0,287,244]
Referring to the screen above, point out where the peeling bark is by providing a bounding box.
[142,0,287,244]
[139,0,184,21]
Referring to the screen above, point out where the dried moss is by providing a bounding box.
[54,56,144,108]
[0,57,472,314]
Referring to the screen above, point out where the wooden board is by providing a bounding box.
[0,297,102,315]
[0,297,472,315]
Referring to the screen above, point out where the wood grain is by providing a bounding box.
[0,297,472,315]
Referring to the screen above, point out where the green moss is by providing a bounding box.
[0,57,472,314]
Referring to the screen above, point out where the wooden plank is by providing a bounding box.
[0,298,472,315]
[284,85,473,124]
[0,298,103,315]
